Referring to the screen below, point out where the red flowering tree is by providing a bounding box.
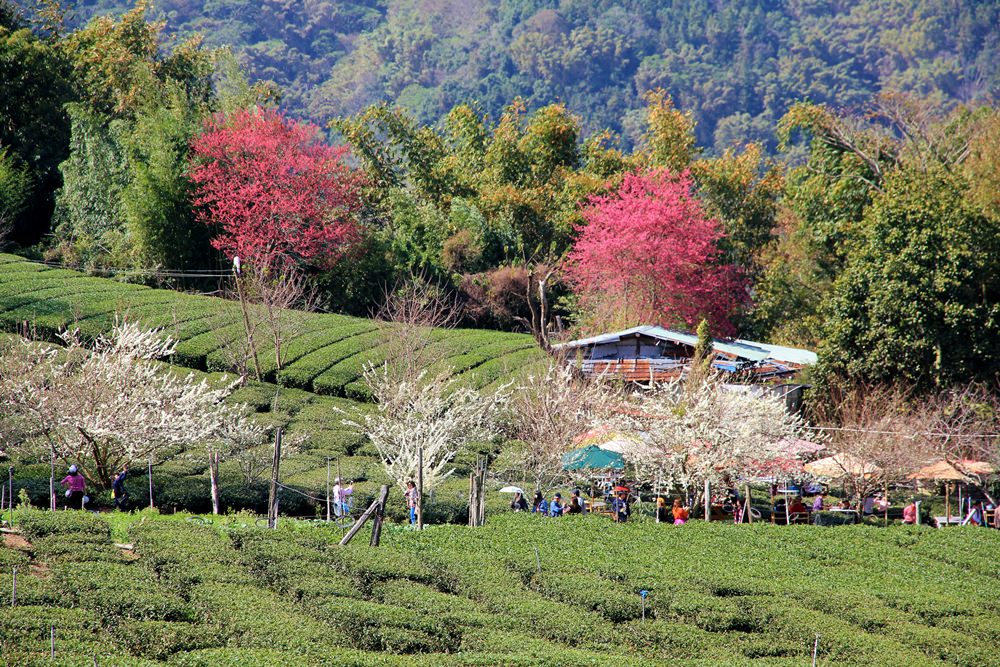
[189,107,364,269]
[564,170,746,336]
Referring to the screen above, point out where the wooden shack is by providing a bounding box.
[552,325,816,385]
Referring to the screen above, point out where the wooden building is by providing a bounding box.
[552,325,816,385]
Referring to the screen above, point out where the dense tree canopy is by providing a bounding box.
[564,170,745,336]
[59,0,1000,154]
[189,107,364,269]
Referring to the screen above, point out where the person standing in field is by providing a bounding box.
[672,498,689,525]
[902,500,917,525]
[60,465,87,510]
[332,477,353,517]
[111,464,128,511]
[812,492,825,512]
[405,480,418,524]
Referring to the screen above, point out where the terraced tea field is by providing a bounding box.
[3,510,999,666]
[0,254,546,399]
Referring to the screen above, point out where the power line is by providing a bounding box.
[33,260,232,279]
[805,425,1000,439]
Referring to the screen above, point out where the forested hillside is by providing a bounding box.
[58,0,1000,151]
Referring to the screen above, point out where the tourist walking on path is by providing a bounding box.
[112,465,128,511]
[405,480,418,524]
[60,465,87,510]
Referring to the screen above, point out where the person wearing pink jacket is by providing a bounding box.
[60,465,87,510]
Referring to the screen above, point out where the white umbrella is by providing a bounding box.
[499,486,525,494]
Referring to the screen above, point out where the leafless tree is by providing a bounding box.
[499,361,615,491]
[375,274,460,378]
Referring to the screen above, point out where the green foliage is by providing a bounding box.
[818,167,1000,388]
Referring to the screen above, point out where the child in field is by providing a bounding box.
[672,498,689,525]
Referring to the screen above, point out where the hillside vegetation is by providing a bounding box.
[64,0,1000,151]
[3,510,1000,666]
[0,254,545,400]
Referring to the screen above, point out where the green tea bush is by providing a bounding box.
[16,509,111,541]
[112,620,222,660]
[53,561,194,622]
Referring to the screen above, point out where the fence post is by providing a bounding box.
[50,451,55,512]
[326,457,331,522]
[11,567,15,606]
[704,479,711,522]
[51,626,55,659]
[267,428,283,529]
[416,446,424,530]
[147,457,154,510]
[369,485,390,547]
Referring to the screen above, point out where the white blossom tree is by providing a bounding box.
[611,380,820,494]
[0,321,264,488]
[345,364,510,495]
[499,361,615,491]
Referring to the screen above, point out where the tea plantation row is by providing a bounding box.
[3,510,1000,666]
[0,254,546,399]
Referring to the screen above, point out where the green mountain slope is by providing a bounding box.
[61,0,1000,151]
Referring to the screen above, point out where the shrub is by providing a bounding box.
[16,509,110,541]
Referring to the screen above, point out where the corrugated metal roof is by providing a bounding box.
[735,340,818,366]
[553,325,775,362]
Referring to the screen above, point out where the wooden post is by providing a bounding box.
[945,483,951,526]
[267,428,283,529]
[784,489,790,526]
[50,451,55,512]
[51,626,55,659]
[479,462,486,525]
[147,457,154,509]
[703,479,711,522]
[7,466,12,517]
[233,269,262,381]
[915,501,921,526]
[745,484,752,523]
[326,458,331,522]
[369,485,390,546]
[769,480,775,525]
[883,480,889,527]
[416,446,424,530]
[209,451,220,515]
[341,485,389,546]
[468,469,476,526]
[11,567,15,606]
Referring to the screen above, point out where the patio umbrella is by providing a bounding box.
[804,453,880,478]
[908,460,966,481]
[561,445,625,471]
[498,486,525,494]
